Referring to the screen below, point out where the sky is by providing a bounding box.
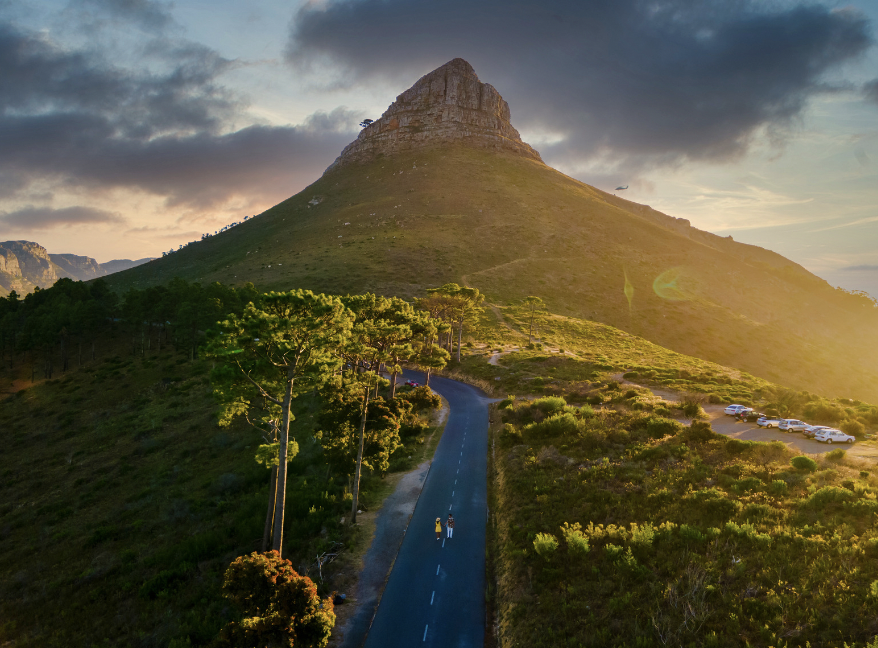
[1,0,876,297]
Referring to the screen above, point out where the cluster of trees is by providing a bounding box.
[0,277,259,379]
[207,290,451,558]
[416,283,484,363]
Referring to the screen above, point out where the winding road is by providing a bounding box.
[362,372,493,648]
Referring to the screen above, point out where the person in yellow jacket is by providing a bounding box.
[435,517,442,540]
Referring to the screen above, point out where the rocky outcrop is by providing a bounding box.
[0,240,155,296]
[327,58,542,171]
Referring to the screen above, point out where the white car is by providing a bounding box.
[757,415,784,428]
[803,425,831,438]
[779,419,808,432]
[724,404,750,416]
[814,429,855,444]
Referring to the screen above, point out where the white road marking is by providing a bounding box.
[431,591,435,605]
[442,538,445,547]
[455,479,457,484]
[449,504,452,511]
[436,564,440,575]
[452,490,454,496]
[423,625,428,641]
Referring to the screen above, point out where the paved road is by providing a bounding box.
[363,371,492,648]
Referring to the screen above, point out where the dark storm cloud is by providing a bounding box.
[287,0,873,173]
[0,20,358,208]
[0,205,123,230]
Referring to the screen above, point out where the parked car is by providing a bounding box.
[803,425,831,438]
[779,419,808,433]
[757,415,784,428]
[736,411,765,423]
[724,404,750,416]
[404,380,420,388]
[814,428,855,444]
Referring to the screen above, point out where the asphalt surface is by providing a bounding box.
[363,371,492,648]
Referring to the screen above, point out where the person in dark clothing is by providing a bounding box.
[446,514,454,539]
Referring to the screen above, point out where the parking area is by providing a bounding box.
[704,404,878,459]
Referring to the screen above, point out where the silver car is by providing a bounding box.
[757,416,783,428]
[814,429,855,444]
[779,419,808,432]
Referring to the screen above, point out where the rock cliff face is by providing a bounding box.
[0,240,155,296]
[327,58,542,171]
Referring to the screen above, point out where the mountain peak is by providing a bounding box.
[326,58,542,171]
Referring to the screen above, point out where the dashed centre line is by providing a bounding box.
[431,591,435,605]
[423,625,428,642]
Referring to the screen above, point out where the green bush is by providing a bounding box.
[768,480,788,495]
[501,423,522,444]
[524,412,580,438]
[560,523,590,555]
[708,393,724,404]
[685,421,716,442]
[803,399,845,423]
[645,417,683,439]
[532,396,567,414]
[726,438,752,454]
[533,532,559,556]
[791,456,818,472]
[840,419,865,438]
[826,448,847,461]
[803,486,857,508]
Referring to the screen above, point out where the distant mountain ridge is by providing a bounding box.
[0,240,154,296]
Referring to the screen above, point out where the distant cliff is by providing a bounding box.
[0,240,154,296]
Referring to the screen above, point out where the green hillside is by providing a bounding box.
[106,144,878,402]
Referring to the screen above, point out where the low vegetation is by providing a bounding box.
[492,396,878,647]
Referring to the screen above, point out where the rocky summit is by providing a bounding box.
[327,58,541,171]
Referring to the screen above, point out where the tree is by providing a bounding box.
[207,290,353,557]
[359,118,374,128]
[522,296,547,343]
[214,551,335,648]
[422,284,484,362]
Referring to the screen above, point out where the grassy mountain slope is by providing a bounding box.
[106,144,878,402]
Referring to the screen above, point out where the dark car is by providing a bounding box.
[737,411,765,423]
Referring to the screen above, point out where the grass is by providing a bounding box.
[101,144,878,404]
[490,396,878,647]
[0,333,440,647]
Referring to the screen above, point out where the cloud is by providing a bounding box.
[0,205,123,230]
[865,79,878,106]
[0,20,359,210]
[69,0,175,30]
[809,215,878,233]
[842,265,878,272]
[287,0,873,175]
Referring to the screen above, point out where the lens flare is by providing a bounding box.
[624,270,634,310]
[652,267,689,301]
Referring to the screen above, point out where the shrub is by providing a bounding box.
[524,413,579,438]
[578,404,595,418]
[645,417,683,439]
[560,523,590,554]
[498,395,516,409]
[826,448,847,462]
[840,419,865,438]
[708,393,724,404]
[803,486,857,508]
[624,389,639,399]
[685,421,716,442]
[533,532,559,556]
[630,522,655,546]
[726,438,752,454]
[532,396,567,414]
[803,399,845,423]
[768,480,788,495]
[500,423,522,444]
[733,477,763,493]
[679,524,705,543]
[623,371,639,379]
[791,456,818,472]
